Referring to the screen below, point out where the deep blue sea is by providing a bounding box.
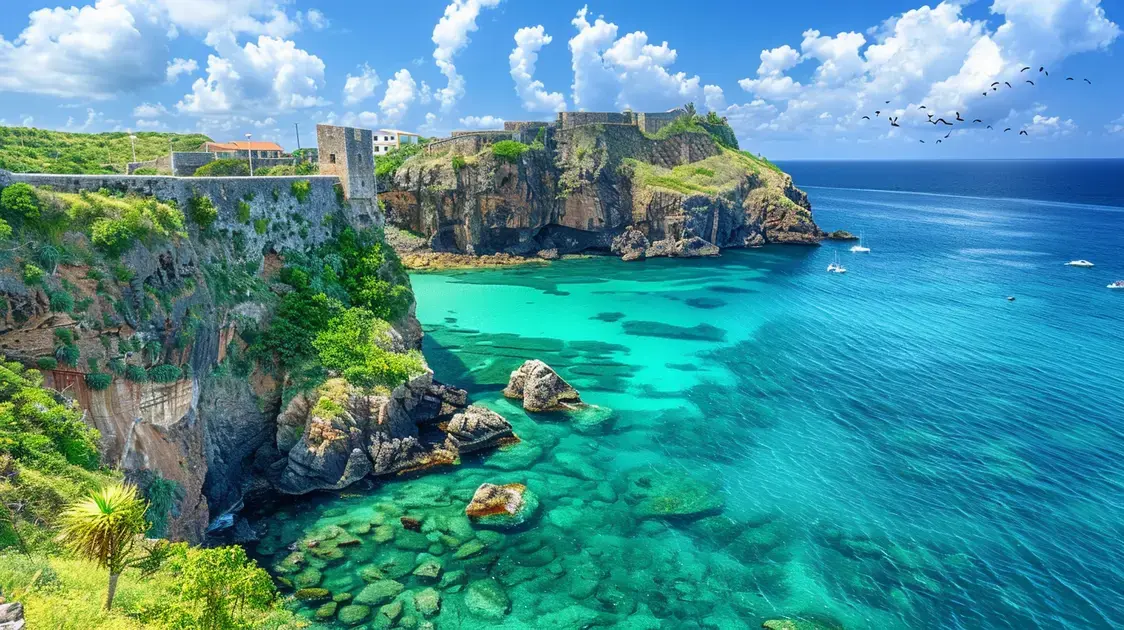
[255,160,1124,629]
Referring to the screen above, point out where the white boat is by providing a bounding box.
[827,252,847,274]
[1108,281,1124,290]
[1065,260,1094,267]
[850,232,871,253]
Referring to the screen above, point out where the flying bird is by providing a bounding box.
[991,82,1000,87]
[1026,80,1035,86]
[1004,128,1012,132]
[935,118,953,126]
[1019,130,1029,136]
[875,110,881,116]
[973,119,983,123]
[936,140,942,144]
[890,118,901,128]
[1084,78,1092,84]
[885,100,891,104]
[1020,66,1031,72]
[919,140,926,144]
[1039,67,1048,76]
[955,112,965,122]
[987,125,993,130]
[1005,82,1012,88]
[983,92,988,96]
[945,130,952,139]
[862,116,870,120]
[1066,77,1074,81]
[919,105,927,110]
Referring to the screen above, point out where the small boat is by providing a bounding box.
[1109,281,1124,290]
[1065,260,1094,267]
[850,232,871,253]
[827,252,847,274]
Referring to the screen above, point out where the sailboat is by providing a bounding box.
[850,232,871,253]
[827,251,847,274]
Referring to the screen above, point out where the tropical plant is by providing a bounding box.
[84,373,112,391]
[162,544,277,630]
[56,483,164,610]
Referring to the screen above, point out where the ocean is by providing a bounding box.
[252,160,1124,629]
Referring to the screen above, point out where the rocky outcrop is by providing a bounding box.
[0,602,25,630]
[503,360,581,412]
[381,124,822,261]
[824,230,858,241]
[277,375,514,495]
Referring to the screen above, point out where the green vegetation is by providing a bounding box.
[312,308,424,388]
[161,545,279,630]
[236,200,252,224]
[491,140,530,163]
[131,168,160,176]
[147,365,183,383]
[644,105,741,151]
[124,365,147,383]
[374,143,424,179]
[627,147,784,196]
[290,180,312,203]
[254,218,269,235]
[0,127,210,175]
[187,194,218,230]
[451,155,467,172]
[138,473,182,539]
[256,163,318,176]
[192,159,249,178]
[85,373,113,391]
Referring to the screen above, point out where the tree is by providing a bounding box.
[683,102,698,118]
[56,482,160,610]
[163,545,277,630]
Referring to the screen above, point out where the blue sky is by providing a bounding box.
[0,0,1121,159]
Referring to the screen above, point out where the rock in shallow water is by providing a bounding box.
[611,227,649,262]
[625,468,725,520]
[465,483,541,529]
[442,405,515,453]
[337,604,370,625]
[354,579,405,606]
[503,360,581,412]
[464,579,511,620]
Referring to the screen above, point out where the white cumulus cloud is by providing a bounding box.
[133,102,169,118]
[343,64,381,106]
[431,0,503,113]
[510,26,567,112]
[166,57,199,83]
[459,115,505,129]
[380,69,419,125]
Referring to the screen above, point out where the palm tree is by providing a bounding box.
[57,483,149,610]
[683,102,698,118]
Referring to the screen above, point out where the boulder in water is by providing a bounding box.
[442,405,515,453]
[625,468,725,521]
[823,230,858,241]
[611,227,650,262]
[464,579,511,620]
[465,482,540,529]
[503,360,581,412]
[762,615,845,630]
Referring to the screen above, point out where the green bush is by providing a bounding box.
[291,180,312,203]
[148,364,183,383]
[36,356,58,371]
[108,358,126,375]
[84,372,112,390]
[0,182,41,227]
[47,287,74,313]
[492,140,529,163]
[54,328,74,345]
[451,156,467,172]
[89,219,132,254]
[161,544,278,629]
[187,194,218,229]
[236,200,252,224]
[313,307,424,389]
[257,163,318,176]
[22,263,44,285]
[55,345,80,367]
[140,472,183,539]
[193,159,250,177]
[124,364,147,382]
[375,143,424,179]
[253,218,269,235]
[132,167,160,175]
[0,218,11,240]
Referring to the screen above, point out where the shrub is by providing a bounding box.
[0,182,41,226]
[313,307,425,389]
[84,372,112,390]
[162,544,277,629]
[148,364,183,383]
[54,328,75,345]
[193,159,250,177]
[124,365,147,382]
[291,180,312,203]
[55,345,80,367]
[141,473,183,539]
[47,287,75,313]
[90,218,134,254]
[108,358,126,375]
[492,140,529,163]
[132,167,160,175]
[236,200,251,223]
[253,218,269,235]
[375,143,424,179]
[451,156,467,172]
[0,218,11,240]
[36,356,59,371]
[22,263,44,285]
[187,194,218,230]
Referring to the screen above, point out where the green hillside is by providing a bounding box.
[0,127,213,175]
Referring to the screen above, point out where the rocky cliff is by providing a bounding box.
[381,123,821,259]
[0,173,491,542]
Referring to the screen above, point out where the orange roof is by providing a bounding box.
[204,141,285,152]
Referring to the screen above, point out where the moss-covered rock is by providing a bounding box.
[294,587,331,601]
[355,579,405,606]
[464,579,510,620]
[465,482,540,529]
[337,604,371,625]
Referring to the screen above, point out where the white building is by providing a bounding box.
[373,129,422,155]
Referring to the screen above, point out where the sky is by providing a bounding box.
[0,0,1121,160]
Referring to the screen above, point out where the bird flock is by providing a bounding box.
[861,65,1093,145]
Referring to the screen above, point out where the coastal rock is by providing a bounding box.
[443,406,515,453]
[337,604,371,625]
[355,580,405,606]
[674,234,721,258]
[644,239,676,259]
[625,468,725,521]
[414,588,442,616]
[762,615,845,630]
[823,230,858,241]
[465,483,540,529]
[537,248,560,260]
[611,228,650,262]
[0,602,25,630]
[744,231,766,247]
[464,580,511,620]
[503,360,581,412]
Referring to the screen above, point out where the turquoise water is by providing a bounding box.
[253,180,1124,629]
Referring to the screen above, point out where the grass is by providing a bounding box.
[626,148,777,196]
[0,127,210,175]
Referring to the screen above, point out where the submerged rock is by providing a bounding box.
[464,579,511,620]
[503,360,581,412]
[465,483,540,529]
[337,604,371,625]
[762,615,845,630]
[355,580,405,606]
[625,468,725,521]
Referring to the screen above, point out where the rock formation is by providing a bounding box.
[380,122,822,262]
[0,602,24,630]
[465,482,540,529]
[503,360,581,412]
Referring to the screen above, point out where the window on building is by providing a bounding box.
[329,154,337,164]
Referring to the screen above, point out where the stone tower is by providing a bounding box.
[316,124,382,228]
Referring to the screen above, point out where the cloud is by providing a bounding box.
[380,69,419,125]
[166,57,199,82]
[459,115,505,129]
[66,108,103,131]
[176,32,327,115]
[340,111,381,128]
[510,26,567,112]
[703,85,726,111]
[718,0,1119,146]
[343,64,381,106]
[301,9,329,31]
[1108,114,1124,134]
[0,1,171,98]
[568,6,701,111]
[431,0,503,113]
[151,0,301,37]
[135,118,167,130]
[133,102,169,118]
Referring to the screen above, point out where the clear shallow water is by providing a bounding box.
[252,169,1124,629]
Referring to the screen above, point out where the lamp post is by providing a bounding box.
[169,138,174,175]
[129,134,137,164]
[245,133,254,176]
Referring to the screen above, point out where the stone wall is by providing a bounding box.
[558,112,635,128]
[316,124,381,228]
[424,131,516,155]
[636,111,684,135]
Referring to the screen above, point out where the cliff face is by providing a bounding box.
[381,125,821,258]
[0,174,424,541]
